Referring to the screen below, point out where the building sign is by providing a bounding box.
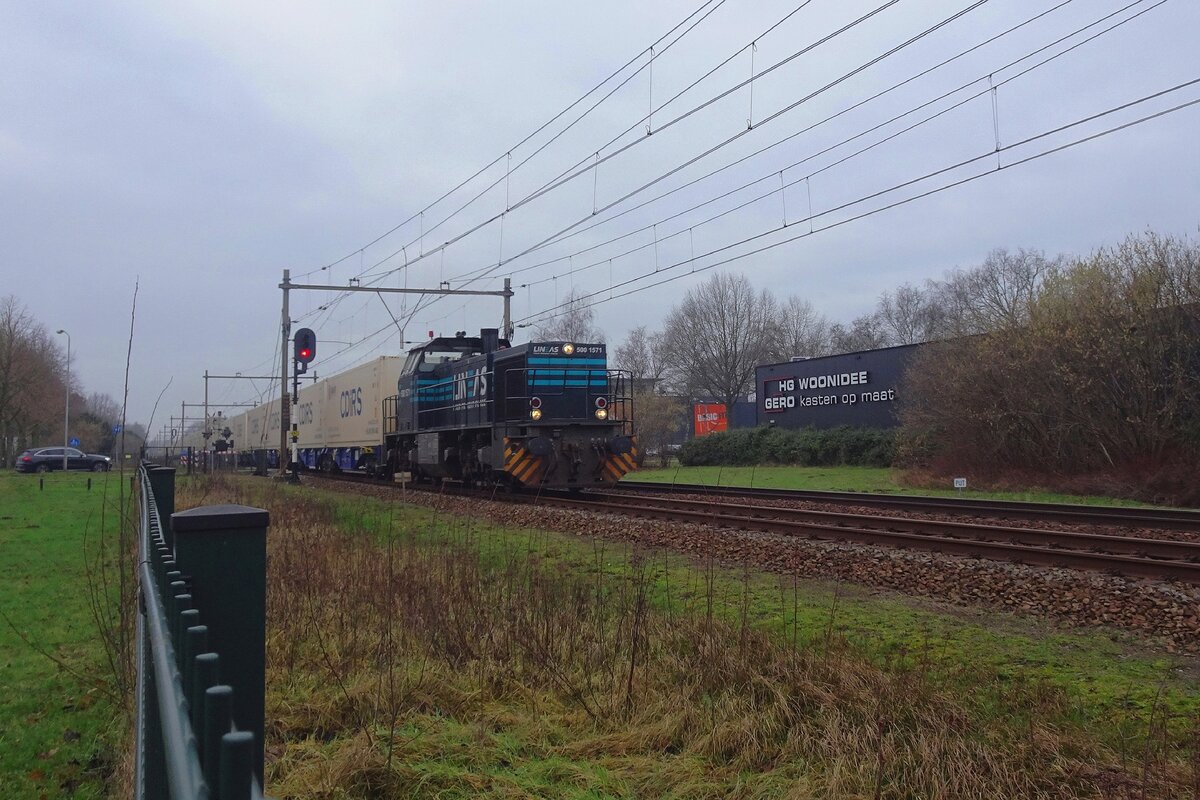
[763,370,896,412]
[693,403,728,436]
[755,343,922,430]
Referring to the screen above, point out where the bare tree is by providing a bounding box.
[0,296,64,464]
[632,392,684,467]
[0,296,29,464]
[877,283,938,345]
[769,296,831,360]
[661,273,778,410]
[533,287,605,343]
[828,314,890,354]
[925,248,1059,338]
[971,248,1058,329]
[86,392,123,424]
[614,326,669,385]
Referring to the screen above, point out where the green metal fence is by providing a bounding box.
[135,463,270,799]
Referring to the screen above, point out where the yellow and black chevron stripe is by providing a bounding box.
[600,436,639,484]
[503,437,544,487]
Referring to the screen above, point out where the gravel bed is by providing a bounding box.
[315,478,1200,654]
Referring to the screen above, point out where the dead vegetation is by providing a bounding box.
[181,475,1198,798]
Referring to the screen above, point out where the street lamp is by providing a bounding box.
[56,329,70,472]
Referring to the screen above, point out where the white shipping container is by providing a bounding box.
[316,357,403,448]
[220,357,403,455]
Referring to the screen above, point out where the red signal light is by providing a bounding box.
[293,328,316,368]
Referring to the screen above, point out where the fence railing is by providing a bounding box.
[136,463,270,799]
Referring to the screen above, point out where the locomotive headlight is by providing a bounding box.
[562,343,575,355]
[531,408,543,421]
[595,408,608,420]
[595,397,608,409]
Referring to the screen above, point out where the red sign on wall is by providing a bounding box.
[693,403,728,437]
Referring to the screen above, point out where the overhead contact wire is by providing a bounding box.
[297,0,728,278]
[442,0,1156,289]
[498,0,1169,291]
[517,78,1200,326]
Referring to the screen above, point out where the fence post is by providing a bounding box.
[145,467,177,550]
[171,504,268,786]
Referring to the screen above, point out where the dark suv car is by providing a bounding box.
[15,447,112,473]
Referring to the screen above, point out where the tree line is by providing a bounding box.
[537,229,1200,494]
[900,231,1200,498]
[0,295,144,466]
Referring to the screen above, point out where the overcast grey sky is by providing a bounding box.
[3,0,1197,432]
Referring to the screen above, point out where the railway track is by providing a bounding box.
[619,481,1200,531]
[309,473,1200,583]
[569,490,1200,583]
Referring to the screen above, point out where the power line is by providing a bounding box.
[508,0,987,230]
[446,0,1158,291]
[306,0,996,348]
[297,0,729,280]
[517,78,1200,328]
[266,0,1172,378]
[362,0,920,285]
[439,0,1085,284]
[360,0,820,281]
[319,0,1101,365]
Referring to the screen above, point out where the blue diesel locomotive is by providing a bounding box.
[382,328,640,488]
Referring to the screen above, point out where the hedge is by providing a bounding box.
[677,426,896,468]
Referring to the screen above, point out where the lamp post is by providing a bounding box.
[56,329,70,472]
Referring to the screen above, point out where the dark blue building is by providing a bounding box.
[756,343,924,429]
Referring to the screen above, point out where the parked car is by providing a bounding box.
[14,447,112,473]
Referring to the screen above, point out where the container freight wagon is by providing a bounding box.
[297,357,403,472]
[216,356,401,473]
[242,399,281,454]
[383,329,640,489]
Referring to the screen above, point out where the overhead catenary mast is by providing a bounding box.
[276,270,514,476]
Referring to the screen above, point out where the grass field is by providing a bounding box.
[0,471,125,799]
[184,474,1200,798]
[624,464,1157,506]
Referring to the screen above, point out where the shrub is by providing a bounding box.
[678,426,895,467]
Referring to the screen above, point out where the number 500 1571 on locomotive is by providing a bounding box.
[382,328,641,489]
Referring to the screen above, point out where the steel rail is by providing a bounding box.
[305,473,1200,582]
[576,491,1200,562]
[619,481,1200,530]
[528,494,1200,583]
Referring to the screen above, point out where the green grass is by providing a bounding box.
[0,471,125,799]
[220,478,1200,770]
[624,464,1157,506]
[334,483,1198,728]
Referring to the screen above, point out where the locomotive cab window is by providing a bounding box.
[403,340,485,375]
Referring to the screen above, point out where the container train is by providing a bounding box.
[188,329,640,489]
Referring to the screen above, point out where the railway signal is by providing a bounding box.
[293,328,316,373]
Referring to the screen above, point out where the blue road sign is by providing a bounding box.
[112,424,122,434]
[69,437,80,447]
